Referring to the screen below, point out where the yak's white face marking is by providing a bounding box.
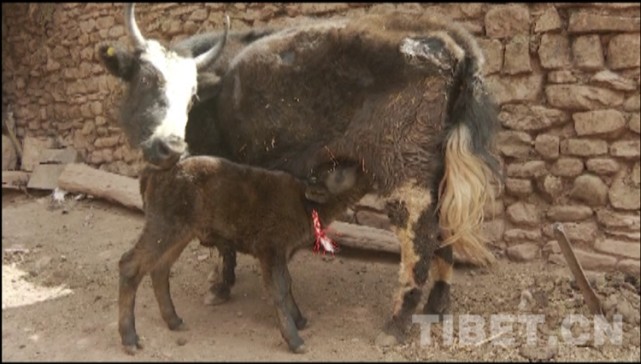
[142,40,198,141]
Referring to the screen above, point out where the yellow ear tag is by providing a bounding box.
[106,46,115,57]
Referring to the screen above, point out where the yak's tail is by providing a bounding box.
[436,38,502,267]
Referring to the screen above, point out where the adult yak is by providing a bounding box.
[99,3,501,353]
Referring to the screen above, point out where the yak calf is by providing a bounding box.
[118,155,369,354]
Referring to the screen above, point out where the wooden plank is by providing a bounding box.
[27,164,66,190]
[21,137,54,172]
[2,171,30,190]
[57,163,143,211]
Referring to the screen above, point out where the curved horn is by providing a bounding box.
[125,3,146,48]
[195,14,231,70]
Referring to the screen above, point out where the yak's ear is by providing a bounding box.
[196,72,223,101]
[97,44,137,81]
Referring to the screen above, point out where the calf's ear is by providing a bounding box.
[197,72,223,101]
[97,44,137,81]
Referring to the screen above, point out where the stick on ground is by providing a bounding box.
[552,222,603,316]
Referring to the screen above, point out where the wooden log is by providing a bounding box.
[2,171,30,190]
[327,221,488,265]
[57,163,143,212]
[327,221,400,254]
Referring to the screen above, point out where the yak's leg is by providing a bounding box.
[119,223,188,354]
[423,243,453,316]
[383,183,439,342]
[150,228,194,331]
[259,251,305,353]
[203,242,237,306]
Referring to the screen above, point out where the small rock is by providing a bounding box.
[570,174,608,206]
[616,299,639,324]
[507,243,540,262]
[519,342,557,361]
[602,294,618,315]
[518,289,534,311]
[176,337,187,346]
[532,290,549,308]
[375,332,397,348]
[197,254,209,262]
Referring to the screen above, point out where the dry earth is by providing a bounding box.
[2,190,640,361]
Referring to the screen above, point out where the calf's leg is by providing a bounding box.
[118,224,191,354]
[259,252,305,353]
[281,261,307,330]
[118,227,162,354]
[150,228,194,330]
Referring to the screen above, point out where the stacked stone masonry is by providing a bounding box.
[2,3,639,274]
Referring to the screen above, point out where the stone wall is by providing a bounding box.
[2,3,639,274]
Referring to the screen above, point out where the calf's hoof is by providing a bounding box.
[204,283,231,306]
[290,342,307,354]
[203,290,230,306]
[168,317,187,331]
[285,335,306,354]
[121,334,143,355]
[123,344,141,356]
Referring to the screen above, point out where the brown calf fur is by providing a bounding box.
[118,155,369,354]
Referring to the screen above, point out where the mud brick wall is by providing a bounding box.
[2,3,640,274]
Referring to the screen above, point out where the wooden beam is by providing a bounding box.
[2,171,30,190]
[57,163,143,212]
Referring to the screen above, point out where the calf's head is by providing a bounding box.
[305,161,360,204]
[98,3,229,168]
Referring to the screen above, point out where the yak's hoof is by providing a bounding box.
[422,303,450,320]
[423,281,451,317]
[295,316,308,330]
[382,319,408,344]
[168,318,187,331]
[203,290,230,306]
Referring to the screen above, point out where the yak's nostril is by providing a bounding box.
[153,137,186,158]
[142,136,187,168]
[156,139,172,158]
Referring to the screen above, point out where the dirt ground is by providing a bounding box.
[2,189,640,362]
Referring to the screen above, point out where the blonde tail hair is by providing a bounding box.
[437,124,496,266]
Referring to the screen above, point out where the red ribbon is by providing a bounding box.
[312,209,338,255]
